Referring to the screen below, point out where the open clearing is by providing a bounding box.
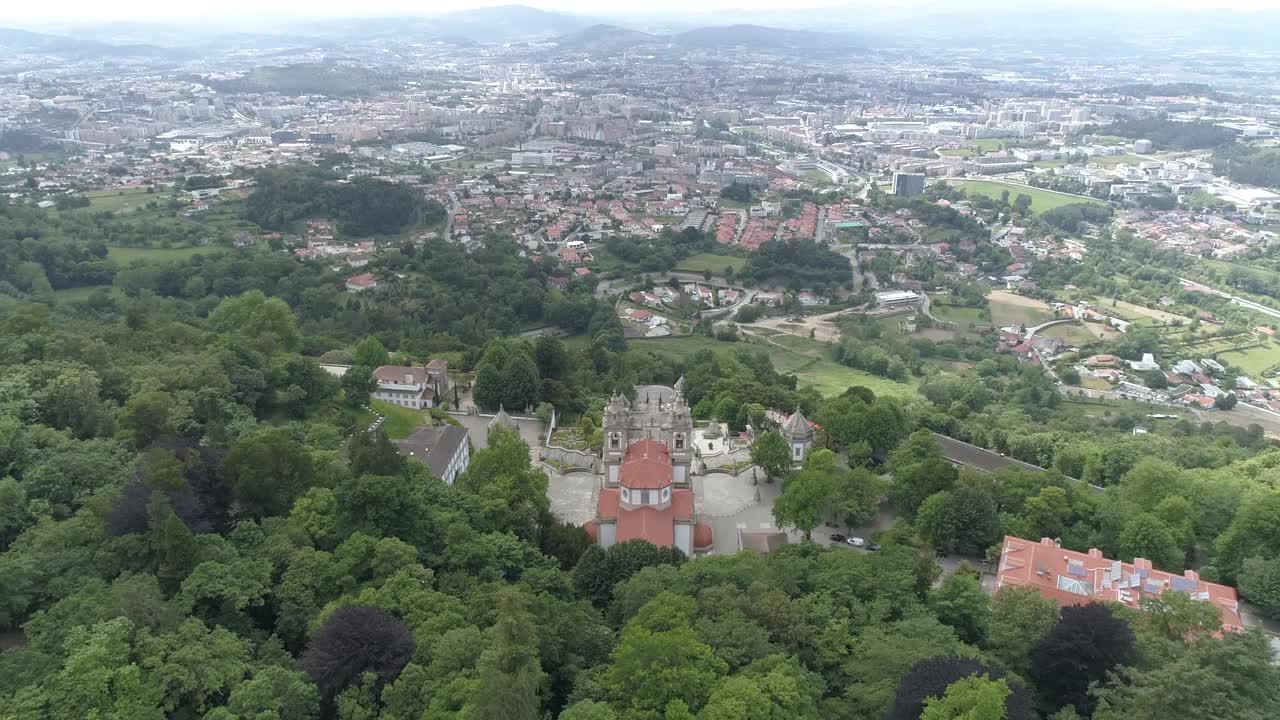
[1093,297,1189,325]
[106,245,222,264]
[1043,322,1120,345]
[676,253,747,273]
[74,187,156,214]
[987,291,1053,326]
[1217,343,1280,376]
[627,334,918,398]
[951,180,1108,214]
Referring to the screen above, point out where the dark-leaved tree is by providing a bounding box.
[1030,603,1136,717]
[889,656,1032,720]
[300,605,414,712]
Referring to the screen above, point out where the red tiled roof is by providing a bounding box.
[595,486,695,548]
[619,440,672,490]
[693,522,713,549]
[996,535,1242,631]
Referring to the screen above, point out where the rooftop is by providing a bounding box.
[996,535,1242,631]
[396,425,469,481]
[619,439,673,490]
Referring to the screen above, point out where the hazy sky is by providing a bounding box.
[7,0,1278,25]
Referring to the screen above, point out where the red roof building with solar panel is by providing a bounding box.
[995,535,1242,632]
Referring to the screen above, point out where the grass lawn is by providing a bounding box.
[369,400,427,440]
[1092,297,1189,325]
[77,187,157,214]
[106,245,224,264]
[1091,153,1145,168]
[53,285,116,302]
[1216,343,1280,376]
[1042,323,1102,346]
[676,253,747,274]
[627,334,918,398]
[951,180,1107,214]
[930,300,989,326]
[987,291,1053,326]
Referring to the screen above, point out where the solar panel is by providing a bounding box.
[1111,560,1122,578]
[1170,576,1197,592]
[1136,567,1150,579]
[1196,591,1211,601]
[1067,560,1088,578]
[1143,580,1162,594]
[1057,576,1095,597]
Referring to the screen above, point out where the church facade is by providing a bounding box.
[587,383,711,557]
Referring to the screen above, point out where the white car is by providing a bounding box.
[846,536,865,548]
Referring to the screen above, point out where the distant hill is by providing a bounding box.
[429,4,592,42]
[672,24,858,51]
[204,63,399,98]
[0,27,177,58]
[553,24,661,52]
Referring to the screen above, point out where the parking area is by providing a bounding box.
[546,469,598,526]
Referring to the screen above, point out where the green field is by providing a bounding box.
[1217,343,1280,376]
[951,180,1108,214]
[987,292,1053,327]
[74,187,158,214]
[1091,153,1145,168]
[106,245,223,264]
[676,253,747,274]
[625,334,918,398]
[1042,323,1101,346]
[929,299,989,326]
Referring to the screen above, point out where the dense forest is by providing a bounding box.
[740,240,851,292]
[1084,118,1235,151]
[1214,144,1280,191]
[203,63,400,98]
[245,167,444,236]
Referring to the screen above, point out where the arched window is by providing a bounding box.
[674,433,685,450]
[610,432,621,450]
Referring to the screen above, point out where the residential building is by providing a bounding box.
[397,425,471,484]
[892,171,926,197]
[345,273,377,292]
[995,535,1242,632]
[372,361,449,410]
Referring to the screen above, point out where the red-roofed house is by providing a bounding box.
[996,535,1242,632]
[345,273,377,292]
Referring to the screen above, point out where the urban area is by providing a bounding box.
[2,3,1280,720]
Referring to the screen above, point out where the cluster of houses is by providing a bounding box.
[1075,353,1265,410]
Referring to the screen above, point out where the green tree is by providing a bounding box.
[348,429,404,477]
[205,666,320,720]
[221,428,316,519]
[751,431,793,481]
[929,571,991,646]
[118,390,176,449]
[1215,490,1280,581]
[604,621,728,716]
[341,365,375,408]
[472,588,544,720]
[1117,513,1183,572]
[353,336,390,368]
[1237,556,1280,619]
[1092,630,1280,720]
[921,675,1012,720]
[208,290,301,353]
[988,586,1058,676]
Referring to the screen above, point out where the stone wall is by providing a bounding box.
[542,445,599,473]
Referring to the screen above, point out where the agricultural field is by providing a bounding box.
[76,187,158,214]
[1092,297,1190,325]
[626,333,919,398]
[1217,343,1280,376]
[1042,322,1120,345]
[951,180,1108,213]
[675,253,747,274]
[987,291,1053,326]
[106,245,224,264]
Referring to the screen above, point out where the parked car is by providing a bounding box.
[866,543,882,552]
[847,536,865,548]
[829,533,847,543]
